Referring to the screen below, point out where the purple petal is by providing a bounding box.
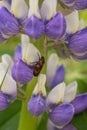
[45,12,66,40]
[24,15,45,40]
[50,65,65,89]
[67,28,87,54]
[75,0,87,10]
[60,0,75,6]
[0,91,9,111]
[0,7,20,37]
[71,93,87,114]
[71,52,87,61]
[49,104,74,127]
[28,94,46,116]
[14,44,22,61]
[53,124,77,130]
[7,0,12,5]
[0,32,5,43]
[12,59,33,84]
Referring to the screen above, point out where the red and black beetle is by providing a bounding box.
[33,56,45,76]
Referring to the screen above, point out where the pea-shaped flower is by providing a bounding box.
[46,53,65,89]
[41,0,66,40]
[67,27,87,61]
[28,74,46,116]
[24,0,66,40]
[0,6,20,40]
[0,54,17,110]
[12,34,42,84]
[62,10,87,61]
[47,81,77,127]
[24,0,45,40]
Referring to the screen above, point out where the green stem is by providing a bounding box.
[18,78,38,130]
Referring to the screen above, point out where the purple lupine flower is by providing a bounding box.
[71,93,87,114]
[0,54,17,109]
[12,34,42,84]
[49,104,74,127]
[28,74,46,116]
[67,27,87,61]
[0,7,20,41]
[46,81,77,127]
[24,15,45,40]
[28,94,46,116]
[12,59,33,85]
[60,0,87,10]
[41,0,66,40]
[24,0,66,40]
[46,53,65,89]
[24,0,45,40]
[0,91,9,110]
[45,12,66,40]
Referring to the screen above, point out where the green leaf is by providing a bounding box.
[72,110,87,130]
[0,100,21,130]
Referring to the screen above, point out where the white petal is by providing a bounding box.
[41,0,57,20]
[1,54,13,74]
[11,0,28,20]
[22,35,41,65]
[65,10,79,33]
[0,70,6,86]
[33,74,46,96]
[0,63,7,72]
[2,54,13,67]
[0,0,10,10]
[63,81,78,103]
[46,82,65,105]
[1,32,11,39]
[1,74,17,98]
[46,53,58,85]
[28,0,40,18]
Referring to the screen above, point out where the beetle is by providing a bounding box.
[33,56,45,76]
